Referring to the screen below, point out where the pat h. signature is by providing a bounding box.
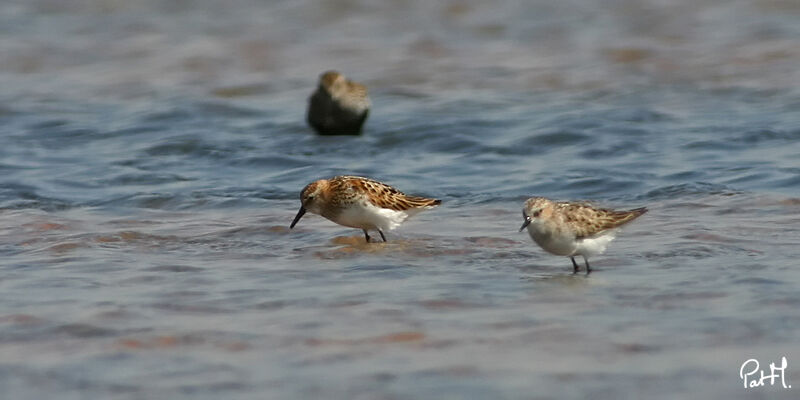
[740,357,791,389]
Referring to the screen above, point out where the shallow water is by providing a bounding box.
[1,0,799,399]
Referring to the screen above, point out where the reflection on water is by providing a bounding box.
[1,0,800,399]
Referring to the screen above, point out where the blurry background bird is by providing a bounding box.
[307,70,370,135]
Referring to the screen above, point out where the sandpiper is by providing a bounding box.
[290,176,440,242]
[520,197,647,274]
[307,71,370,135]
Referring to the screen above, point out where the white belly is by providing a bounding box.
[526,221,619,258]
[526,223,578,256]
[332,202,409,231]
[573,231,617,258]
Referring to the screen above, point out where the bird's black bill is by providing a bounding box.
[290,207,306,229]
[519,210,531,232]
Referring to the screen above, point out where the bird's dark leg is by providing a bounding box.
[571,257,579,274]
[363,229,371,243]
[378,230,387,242]
[584,256,592,275]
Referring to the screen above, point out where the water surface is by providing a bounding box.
[1,0,799,398]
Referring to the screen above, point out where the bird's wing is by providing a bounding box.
[562,203,647,238]
[339,176,440,211]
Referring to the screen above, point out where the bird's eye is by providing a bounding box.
[533,210,540,217]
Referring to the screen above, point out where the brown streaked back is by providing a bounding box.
[332,176,440,211]
[345,80,368,100]
[562,203,647,238]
